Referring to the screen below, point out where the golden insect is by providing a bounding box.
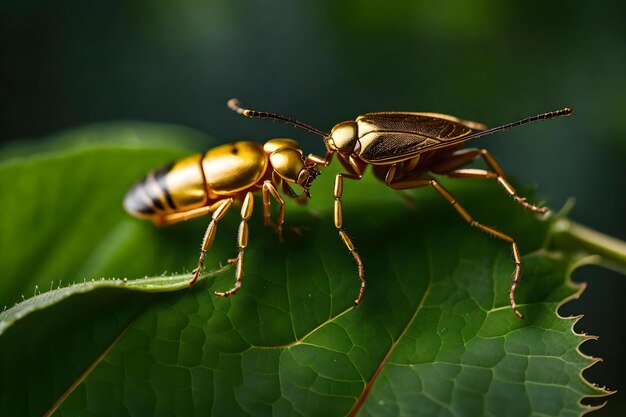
[124,99,572,318]
[123,138,321,297]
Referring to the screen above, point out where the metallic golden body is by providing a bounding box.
[166,155,208,210]
[227,98,573,318]
[124,139,321,295]
[202,141,268,195]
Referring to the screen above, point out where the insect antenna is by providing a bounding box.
[462,107,573,142]
[227,99,329,138]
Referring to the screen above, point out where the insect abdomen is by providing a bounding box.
[124,154,208,219]
[201,141,268,195]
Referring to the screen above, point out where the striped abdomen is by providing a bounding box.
[123,154,208,220]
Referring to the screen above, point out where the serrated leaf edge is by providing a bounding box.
[555,253,615,416]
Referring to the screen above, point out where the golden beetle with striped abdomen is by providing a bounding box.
[124,138,321,296]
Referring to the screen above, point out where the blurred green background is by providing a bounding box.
[2,0,625,414]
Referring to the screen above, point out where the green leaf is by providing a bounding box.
[0,124,610,416]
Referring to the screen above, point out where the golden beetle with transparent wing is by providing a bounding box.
[124,99,572,318]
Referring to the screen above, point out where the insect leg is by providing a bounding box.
[431,179,523,318]
[384,164,429,189]
[189,198,234,286]
[215,192,254,297]
[334,174,366,306]
[156,205,213,226]
[333,154,368,305]
[446,168,548,214]
[262,180,285,241]
[432,149,548,214]
[386,172,524,318]
[305,151,334,167]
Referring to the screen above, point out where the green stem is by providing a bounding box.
[551,218,626,274]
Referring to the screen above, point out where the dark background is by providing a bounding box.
[2,0,625,414]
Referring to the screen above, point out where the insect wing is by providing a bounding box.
[356,113,475,163]
[357,132,439,163]
[359,111,486,130]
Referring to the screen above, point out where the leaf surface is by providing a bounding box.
[0,124,608,416]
